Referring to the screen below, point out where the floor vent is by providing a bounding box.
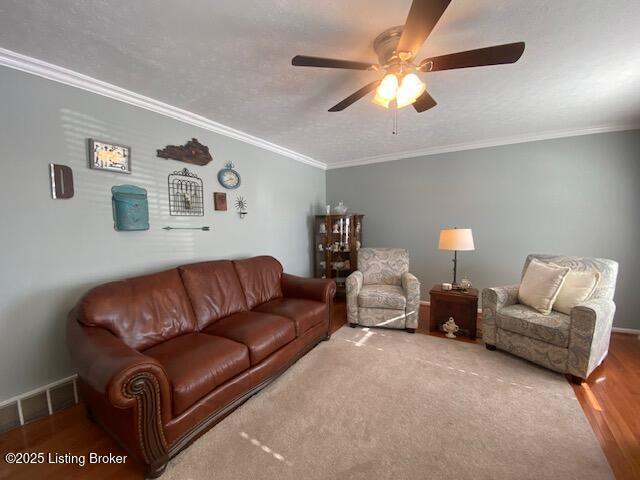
[0,375,78,434]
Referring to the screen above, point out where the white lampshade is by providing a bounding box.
[439,228,475,251]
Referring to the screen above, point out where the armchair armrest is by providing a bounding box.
[346,271,363,325]
[67,312,172,423]
[481,285,519,345]
[568,298,616,379]
[401,272,421,329]
[281,273,336,304]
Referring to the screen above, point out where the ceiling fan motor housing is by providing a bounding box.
[373,26,406,66]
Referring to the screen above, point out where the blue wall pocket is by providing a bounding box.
[112,185,150,231]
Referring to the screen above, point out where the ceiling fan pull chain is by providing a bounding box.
[392,108,398,135]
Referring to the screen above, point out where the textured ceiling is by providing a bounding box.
[1,0,639,167]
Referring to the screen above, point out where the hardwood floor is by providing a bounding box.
[1,302,638,479]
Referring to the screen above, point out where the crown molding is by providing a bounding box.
[0,48,327,170]
[326,123,640,170]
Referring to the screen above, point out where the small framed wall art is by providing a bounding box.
[89,139,131,174]
[213,192,227,211]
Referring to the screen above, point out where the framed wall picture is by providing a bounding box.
[89,139,131,174]
[213,192,227,211]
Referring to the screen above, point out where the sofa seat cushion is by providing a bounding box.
[203,312,295,365]
[496,304,570,348]
[145,333,250,416]
[254,298,327,336]
[358,284,406,310]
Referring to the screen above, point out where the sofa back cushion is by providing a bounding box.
[233,256,283,309]
[77,269,197,350]
[178,260,248,329]
[358,248,409,286]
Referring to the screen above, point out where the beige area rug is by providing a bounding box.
[163,327,613,480]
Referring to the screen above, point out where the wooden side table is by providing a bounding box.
[429,284,479,339]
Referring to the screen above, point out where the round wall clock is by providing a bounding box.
[217,162,241,189]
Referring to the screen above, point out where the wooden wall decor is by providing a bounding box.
[49,164,74,199]
[213,192,227,211]
[157,138,212,166]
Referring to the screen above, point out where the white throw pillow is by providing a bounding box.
[552,270,600,315]
[518,259,570,315]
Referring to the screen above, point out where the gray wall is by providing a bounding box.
[0,67,325,402]
[327,129,640,330]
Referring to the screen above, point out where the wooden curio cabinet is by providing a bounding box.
[314,214,364,295]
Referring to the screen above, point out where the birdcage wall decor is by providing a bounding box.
[168,168,204,216]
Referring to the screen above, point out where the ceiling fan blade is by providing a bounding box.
[412,90,437,113]
[292,55,376,70]
[328,80,381,112]
[419,42,525,71]
[397,0,452,58]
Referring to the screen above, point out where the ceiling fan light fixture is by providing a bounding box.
[399,73,426,101]
[372,73,398,108]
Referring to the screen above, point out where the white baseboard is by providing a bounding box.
[421,300,638,334]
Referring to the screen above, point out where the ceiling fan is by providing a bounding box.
[291,0,525,113]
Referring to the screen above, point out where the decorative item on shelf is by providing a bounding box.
[326,205,331,214]
[438,227,475,288]
[49,164,74,199]
[89,139,131,174]
[442,282,452,291]
[162,226,210,231]
[217,162,241,189]
[157,138,212,166]
[111,185,149,231]
[459,276,472,290]
[168,168,204,216]
[442,317,460,339]
[334,201,348,214]
[332,261,345,270]
[235,195,248,218]
[213,192,227,211]
[314,213,364,295]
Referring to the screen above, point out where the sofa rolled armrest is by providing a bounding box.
[567,298,616,379]
[346,271,363,326]
[281,273,336,304]
[401,272,421,329]
[67,311,172,422]
[481,285,519,346]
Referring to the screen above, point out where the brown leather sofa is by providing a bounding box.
[67,256,335,478]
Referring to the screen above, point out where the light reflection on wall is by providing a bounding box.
[60,107,198,261]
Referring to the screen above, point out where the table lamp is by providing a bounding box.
[438,228,475,288]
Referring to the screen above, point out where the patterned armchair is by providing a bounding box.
[346,248,420,332]
[482,254,618,382]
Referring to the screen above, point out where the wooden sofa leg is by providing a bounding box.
[568,374,584,385]
[405,328,416,333]
[349,322,357,328]
[485,344,497,351]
